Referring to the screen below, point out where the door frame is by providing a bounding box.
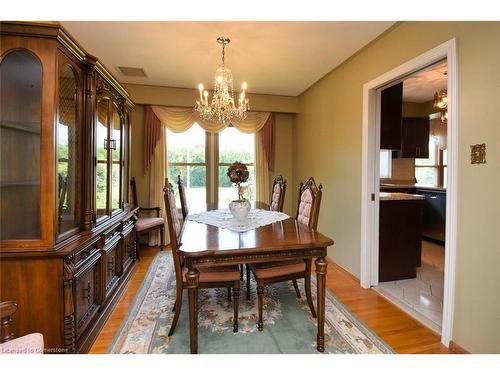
[360,38,458,347]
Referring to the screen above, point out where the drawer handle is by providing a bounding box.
[81,281,92,304]
[429,195,437,199]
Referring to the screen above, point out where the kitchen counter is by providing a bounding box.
[380,183,446,192]
[380,192,425,201]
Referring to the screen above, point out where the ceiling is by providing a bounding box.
[61,21,394,96]
[403,61,448,103]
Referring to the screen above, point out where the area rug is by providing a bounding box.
[109,252,393,354]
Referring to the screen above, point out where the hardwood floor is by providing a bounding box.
[90,246,455,354]
[89,246,158,354]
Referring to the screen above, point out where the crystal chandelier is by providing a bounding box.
[433,89,448,124]
[195,37,249,126]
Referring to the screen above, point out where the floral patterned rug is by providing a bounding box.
[109,252,393,354]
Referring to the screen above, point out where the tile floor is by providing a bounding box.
[374,241,445,333]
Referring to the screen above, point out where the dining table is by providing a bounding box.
[178,202,334,354]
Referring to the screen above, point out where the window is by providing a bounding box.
[379,150,392,178]
[218,127,255,207]
[166,124,256,211]
[167,124,207,213]
[415,137,447,187]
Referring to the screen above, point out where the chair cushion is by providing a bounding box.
[297,189,313,227]
[182,265,240,283]
[270,183,281,211]
[0,333,44,354]
[135,217,164,232]
[250,260,306,279]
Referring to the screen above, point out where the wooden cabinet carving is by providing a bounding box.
[74,253,101,340]
[0,22,138,353]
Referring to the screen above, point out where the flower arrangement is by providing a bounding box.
[227,161,249,201]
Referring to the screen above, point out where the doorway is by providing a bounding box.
[360,39,458,346]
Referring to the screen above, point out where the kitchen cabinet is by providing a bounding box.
[380,82,403,150]
[379,197,424,282]
[399,117,430,158]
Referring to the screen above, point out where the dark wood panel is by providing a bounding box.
[400,117,430,158]
[380,82,403,150]
[379,199,424,282]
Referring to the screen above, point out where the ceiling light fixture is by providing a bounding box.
[433,89,448,124]
[195,37,249,126]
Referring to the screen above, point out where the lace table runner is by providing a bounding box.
[187,208,290,233]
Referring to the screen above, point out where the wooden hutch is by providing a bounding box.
[0,22,138,353]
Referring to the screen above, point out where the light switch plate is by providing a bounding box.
[470,143,486,164]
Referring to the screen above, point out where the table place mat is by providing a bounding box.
[187,208,289,233]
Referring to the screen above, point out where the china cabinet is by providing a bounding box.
[0,22,137,353]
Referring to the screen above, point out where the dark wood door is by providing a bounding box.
[401,117,430,158]
[380,82,403,150]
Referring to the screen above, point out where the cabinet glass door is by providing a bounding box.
[0,50,42,240]
[96,99,109,219]
[57,65,79,235]
[111,105,122,213]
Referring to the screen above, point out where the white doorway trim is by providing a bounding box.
[360,38,458,347]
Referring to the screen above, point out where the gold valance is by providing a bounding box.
[151,105,271,134]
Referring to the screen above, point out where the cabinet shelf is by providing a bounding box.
[0,121,41,134]
[0,180,40,187]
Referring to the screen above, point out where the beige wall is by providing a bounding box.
[294,22,500,353]
[271,113,295,215]
[125,83,299,113]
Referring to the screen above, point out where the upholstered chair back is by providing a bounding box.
[130,176,139,207]
[270,175,287,212]
[177,175,189,220]
[295,177,323,230]
[163,179,182,248]
[163,178,184,283]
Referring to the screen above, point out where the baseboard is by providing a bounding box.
[449,340,470,354]
[326,256,361,283]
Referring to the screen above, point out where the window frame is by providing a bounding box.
[415,138,447,187]
[166,124,256,211]
[216,126,256,208]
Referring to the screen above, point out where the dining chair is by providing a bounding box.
[269,174,287,212]
[177,175,189,221]
[247,177,323,331]
[243,174,287,296]
[164,179,241,335]
[131,177,165,258]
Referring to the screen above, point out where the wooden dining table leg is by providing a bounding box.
[315,256,328,353]
[185,265,200,354]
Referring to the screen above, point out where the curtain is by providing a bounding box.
[255,133,270,204]
[259,113,274,171]
[151,105,271,134]
[144,106,163,174]
[147,127,168,246]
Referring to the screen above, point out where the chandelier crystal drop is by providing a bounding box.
[195,37,249,126]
